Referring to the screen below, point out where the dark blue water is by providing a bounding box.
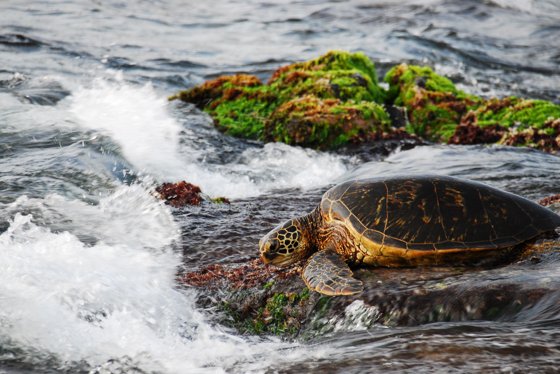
[1,1,560,373]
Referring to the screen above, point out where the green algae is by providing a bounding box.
[212,95,273,139]
[210,196,230,204]
[171,51,390,149]
[218,283,313,337]
[475,98,560,129]
[172,51,560,153]
[437,123,460,142]
[384,63,560,150]
[264,96,391,149]
[247,288,311,336]
[384,63,479,139]
[269,50,386,103]
[385,64,460,105]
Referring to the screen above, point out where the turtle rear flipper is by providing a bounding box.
[302,250,363,296]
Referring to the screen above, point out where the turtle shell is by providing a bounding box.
[320,175,560,251]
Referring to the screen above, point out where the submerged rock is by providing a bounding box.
[171,51,560,153]
[180,259,311,336]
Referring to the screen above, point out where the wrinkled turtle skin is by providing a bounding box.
[260,175,560,296]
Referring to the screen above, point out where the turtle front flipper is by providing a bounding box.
[302,250,363,296]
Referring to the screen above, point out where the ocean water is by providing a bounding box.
[1,0,559,373]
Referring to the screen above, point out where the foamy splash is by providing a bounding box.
[66,78,351,198]
[8,182,179,250]
[0,186,329,372]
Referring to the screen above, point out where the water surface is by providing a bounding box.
[1,0,559,372]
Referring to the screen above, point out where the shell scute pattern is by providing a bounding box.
[324,175,560,252]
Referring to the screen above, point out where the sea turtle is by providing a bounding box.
[259,175,560,296]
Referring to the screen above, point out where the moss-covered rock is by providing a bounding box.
[170,74,276,139]
[500,117,560,152]
[445,98,560,149]
[179,258,320,338]
[268,50,386,103]
[179,255,559,339]
[171,51,560,153]
[474,97,560,129]
[246,288,311,335]
[264,95,391,149]
[384,64,560,152]
[171,51,392,149]
[384,63,479,140]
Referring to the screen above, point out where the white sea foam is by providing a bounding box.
[0,213,239,372]
[0,75,341,372]
[67,77,187,181]
[0,189,329,372]
[66,78,351,198]
[8,182,179,250]
[234,142,350,192]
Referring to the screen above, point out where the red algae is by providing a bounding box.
[448,111,505,145]
[501,118,560,153]
[179,258,300,290]
[156,181,203,207]
[539,194,560,207]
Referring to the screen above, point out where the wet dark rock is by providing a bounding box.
[337,134,425,161]
[180,259,311,336]
[179,254,559,339]
[385,105,408,128]
[0,33,42,48]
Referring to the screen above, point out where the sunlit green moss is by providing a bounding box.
[172,52,560,153]
[437,123,459,142]
[477,98,560,129]
[264,96,391,149]
[171,51,390,148]
[270,50,386,103]
[211,96,274,139]
[384,63,479,140]
[385,63,460,105]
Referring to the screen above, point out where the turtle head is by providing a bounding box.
[259,217,312,267]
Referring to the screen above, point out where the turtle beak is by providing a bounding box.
[259,238,280,264]
[261,250,275,263]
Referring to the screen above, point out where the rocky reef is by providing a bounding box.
[179,252,559,339]
[171,51,406,150]
[386,64,560,150]
[171,51,560,153]
[170,52,560,339]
